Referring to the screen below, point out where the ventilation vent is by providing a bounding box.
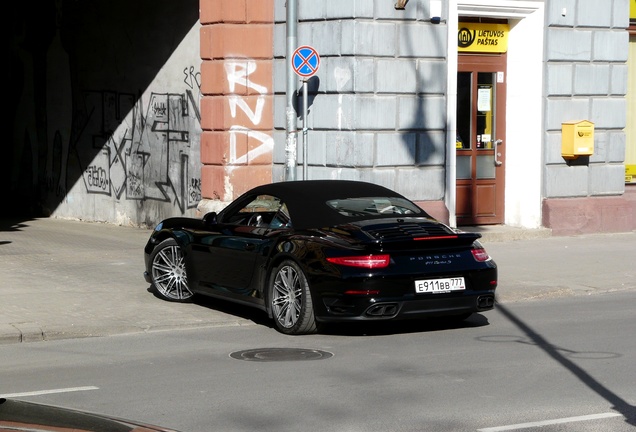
[365,223,453,241]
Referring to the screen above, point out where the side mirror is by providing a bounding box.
[202,212,218,225]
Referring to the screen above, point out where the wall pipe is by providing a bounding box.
[284,0,298,181]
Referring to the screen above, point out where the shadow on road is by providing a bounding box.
[193,294,272,328]
[496,303,636,426]
[148,284,491,336]
[319,313,490,337]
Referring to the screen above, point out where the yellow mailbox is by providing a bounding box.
[561,120,594,159]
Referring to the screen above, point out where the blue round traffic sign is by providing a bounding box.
[292,46,320,78]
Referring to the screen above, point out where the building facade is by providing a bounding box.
[198,0,635,235]
[7,0,635,235]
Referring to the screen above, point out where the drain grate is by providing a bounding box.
[230,348,333,362]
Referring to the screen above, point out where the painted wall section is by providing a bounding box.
[199,0,275,213]
[8,0,203,227]
[504,6,545,229]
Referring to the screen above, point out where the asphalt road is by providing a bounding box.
[1,290,634,432]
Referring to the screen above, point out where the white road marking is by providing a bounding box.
[1,386,99,398]
[477,412,623,431]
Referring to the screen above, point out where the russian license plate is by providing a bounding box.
[415,277,466,294]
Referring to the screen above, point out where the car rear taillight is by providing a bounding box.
[326,254,391,268]
[344,289,381,295]
[413,235,458,241]
[471,247,490,262]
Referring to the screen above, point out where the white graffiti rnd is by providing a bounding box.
[224,61,273,168]
[225,61,267,95]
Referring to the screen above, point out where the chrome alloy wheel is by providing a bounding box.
[269,260,316,334]
[271,264,303,329]
[151,239,193,302]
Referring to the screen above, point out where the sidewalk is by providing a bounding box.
[1,218,635,344]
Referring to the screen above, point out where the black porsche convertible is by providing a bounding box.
[143,180,497,335]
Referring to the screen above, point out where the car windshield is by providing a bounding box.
[326,197,422,217]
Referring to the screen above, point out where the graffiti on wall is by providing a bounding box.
[225,61,272,170]
[8,2,204,222]
[73,81,202,213]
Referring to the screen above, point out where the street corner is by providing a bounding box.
[0,323,44,345]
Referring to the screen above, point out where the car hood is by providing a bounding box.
[0,398,180,432]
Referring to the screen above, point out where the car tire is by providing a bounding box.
[149,238,194,302]
[269,260,317,335]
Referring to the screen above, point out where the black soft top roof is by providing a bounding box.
[236,180,425,229]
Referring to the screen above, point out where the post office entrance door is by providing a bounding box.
[456,54,507,225]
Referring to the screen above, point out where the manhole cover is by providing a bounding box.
[230,348,333,362]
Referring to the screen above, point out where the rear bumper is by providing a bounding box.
[315,290,496,322]
[312,267,497,322]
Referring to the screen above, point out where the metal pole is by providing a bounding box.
[302,80,308,180]
[284,0,298,181]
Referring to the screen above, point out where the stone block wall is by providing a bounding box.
[543,0,629,198]
[542,0,634,233]
[272,0,450,213]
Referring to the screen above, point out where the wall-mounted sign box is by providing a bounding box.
[626,165,636,183]
[458,23,509,54]
[561,120,594,159]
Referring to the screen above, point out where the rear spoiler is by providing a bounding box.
[377,231,482,249]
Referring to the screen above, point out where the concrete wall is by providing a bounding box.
[542,0,634,233]
[8,0,202,227]
[271,0,450,214]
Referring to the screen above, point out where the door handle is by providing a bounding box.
[244,243,256,251]
[494,139,503,166]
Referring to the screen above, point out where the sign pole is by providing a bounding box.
[303,79,308,180]
[291,45,320,181]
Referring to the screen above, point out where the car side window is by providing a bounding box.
[227,195,284,227]
[326,197,421,217]
[270,203,292,229]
